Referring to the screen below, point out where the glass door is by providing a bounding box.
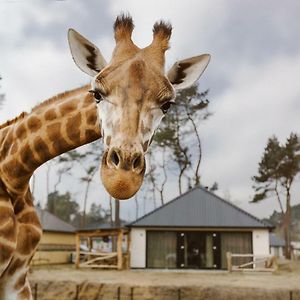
[177,232,218,269]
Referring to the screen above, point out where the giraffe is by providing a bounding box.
[0,14,210,300]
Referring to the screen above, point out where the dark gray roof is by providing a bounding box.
[78,221,127,232]
[269,233,285,247]
[129,187,270,228]
[36,208,76,233]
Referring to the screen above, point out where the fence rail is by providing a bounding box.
[226,252,278,272]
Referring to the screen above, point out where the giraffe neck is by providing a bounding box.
[0,85,101,195]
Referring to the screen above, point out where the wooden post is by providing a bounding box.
[226,252,232,272]
[126,231,131,269]
[88,237,93,251]
[88,237,93,261]
[75,233,80,268]
[117,230,123,270]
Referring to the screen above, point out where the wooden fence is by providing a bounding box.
[75,228,130,270]
[226,252,278,272]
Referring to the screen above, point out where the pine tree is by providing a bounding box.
[252,133,300,258]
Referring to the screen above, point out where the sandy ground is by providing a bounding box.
[28,261,300,290]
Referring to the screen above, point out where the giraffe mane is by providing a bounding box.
[0,84,89,130]
[0,112,28,130]
[31,84,89,112]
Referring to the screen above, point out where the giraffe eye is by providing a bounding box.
[161,102,172,114]
[89,90,103,103]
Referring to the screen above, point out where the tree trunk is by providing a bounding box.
[187,113,202,186]
[81,180,91,229]
[284,188,292,259]
[134,195,139,220]
[46,162,52,214]
[178,169,183,195]
[178,148,189,195]
[274,180,284,214]
[81,168,97,229]
[109,196,113,227]
[174,110,185,194]
[158,149,167,205]
[114,198,120,228]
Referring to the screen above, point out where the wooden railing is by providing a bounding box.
[226,252,278,272]
[78,251,118,269]
[75,229,130,270]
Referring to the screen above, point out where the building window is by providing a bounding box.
[147,231,177,268]
[220,232,252,269]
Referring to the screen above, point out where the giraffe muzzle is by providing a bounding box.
[107,148,144,173]
[100,148,146,200]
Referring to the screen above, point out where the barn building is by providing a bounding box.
[128,187,272,270]
[32,208,76,265]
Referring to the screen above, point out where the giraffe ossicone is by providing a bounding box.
[68,14,211,200]
[0,14,210,299]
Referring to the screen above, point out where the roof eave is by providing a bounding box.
[127,225,272,230]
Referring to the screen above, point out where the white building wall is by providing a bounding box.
[270,246,284,258]
[252,229,270,255]
[130,228,146,268]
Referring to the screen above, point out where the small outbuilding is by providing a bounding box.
[32,208,76,265]
[269,233,285,258]
[128,187,272,270]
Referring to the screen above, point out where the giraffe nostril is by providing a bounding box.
[110,150,120,167]
[133,154,142,170]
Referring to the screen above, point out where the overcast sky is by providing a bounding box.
[0,0,299,221]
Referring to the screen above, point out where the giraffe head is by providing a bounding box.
[68,14,210,200]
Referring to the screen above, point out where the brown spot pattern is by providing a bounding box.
[0,208,16,241]
[0,244,14,262]
[2,160,28,179]
[16,224,41,255]
[17,211,41,228]
[59,101,78,115]
[47,122,71,154]
[27,116,42,132]
[14,198,25,215]
[53,138,71,155]
[15,124,27,141]
[20,144,39,168]
[86,108,98,125]
[7,258,26,276]
[66,112,81,144]
[33,137,51,162]
[85,129,100,142]
[46,122,61,141]
[44,109,57,121]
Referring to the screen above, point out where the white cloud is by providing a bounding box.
[0,0,299,221]
[201,53,300,217]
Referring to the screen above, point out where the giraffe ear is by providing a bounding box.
[68,29,107,77]
[167,54,211,90]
